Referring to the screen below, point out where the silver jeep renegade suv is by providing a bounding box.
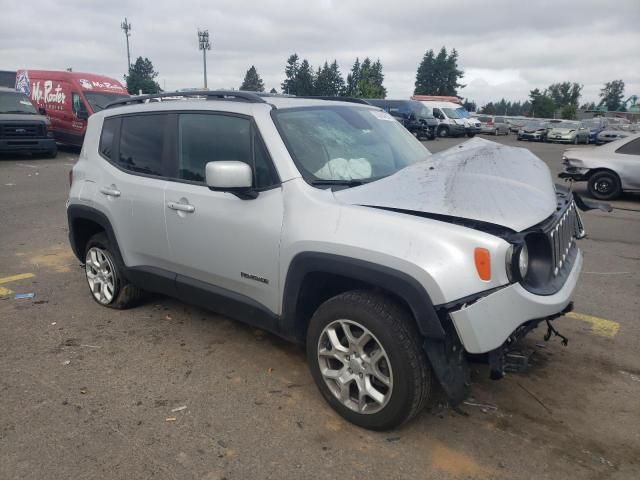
[67,91,586,430]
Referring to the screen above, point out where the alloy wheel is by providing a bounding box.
[317,319,393,414]
[85,247,117,305]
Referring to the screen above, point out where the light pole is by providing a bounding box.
[121,18,132,74]
[198,29,211,89]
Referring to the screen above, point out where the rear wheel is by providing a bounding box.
[494,128,499,136]
[307,290,432,430]
[84,233,143,309]
[588,171,622,200]
[466,132,475,138]
[573,136,578,145]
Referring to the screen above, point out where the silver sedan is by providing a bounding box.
[561,133,640,199]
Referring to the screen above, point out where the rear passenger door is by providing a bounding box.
[96,113,172,272]
[163,112,284,315]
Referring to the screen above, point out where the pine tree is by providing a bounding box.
[281,54,300,95]
[329,60,345,96]
[355,58,386,99]
[239,65,265,92]
[444,48,464,96]
[269,87,278,94]
[414,49,435,95]
[314,62,332,96]
[345,58,361,97]
[295,59,314,96]
[126,57,161,94]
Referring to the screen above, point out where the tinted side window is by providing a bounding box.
[99,117,117,160]
[118,115,166,176]
[178,114,278,188]
[615,138,640,155]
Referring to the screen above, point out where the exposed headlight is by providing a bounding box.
[518,243,529,278]
[506,242,530,282]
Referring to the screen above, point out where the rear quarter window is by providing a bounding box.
[118,114,167,176]
[615,138,640,156]
[99,117,118,160]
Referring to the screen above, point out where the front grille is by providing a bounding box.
[0,123,45,139]
[548,201,584,276]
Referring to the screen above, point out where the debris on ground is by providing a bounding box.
[386,437,401,443]
[14,293,35,299]
[62,360,70,366]
[463,401,498,412]
[165,417,177,422]
[171,405,187,413]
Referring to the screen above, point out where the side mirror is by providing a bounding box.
[205,161,256,199]
[38,106,46,115]
[77,110,89,120]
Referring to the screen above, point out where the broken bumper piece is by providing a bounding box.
[449,249,583,355]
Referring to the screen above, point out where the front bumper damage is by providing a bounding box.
[449,249,582,355]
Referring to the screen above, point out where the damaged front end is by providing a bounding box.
[433,188,591,401]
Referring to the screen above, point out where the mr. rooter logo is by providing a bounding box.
[31,81,67,104]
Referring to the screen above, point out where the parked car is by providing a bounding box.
[517,120,549,142]
[477,115,509,135]
[546,121,590,144]
[581,117,608,143]
[561,133,640,199]
[366,99,438,140]
[0,87,57,157]
[68,91,587,430]
[507,117,527,133]
[15,69,129,146]
[596,127,632,144]
[453,106,483,137]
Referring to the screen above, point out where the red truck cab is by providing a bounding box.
[15,70,129,146]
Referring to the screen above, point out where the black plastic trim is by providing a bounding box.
[105,90,268,109]
[282,252,446,341]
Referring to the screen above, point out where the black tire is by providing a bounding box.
[587,170,622,200]
[307,290,432,430]
[494,128,499,136]
[84,232,143,309]
[466,132,476,138]
[437,125,449,138]
[45,147,57,158]
[573,136,578,145]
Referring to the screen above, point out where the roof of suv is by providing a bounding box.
[102,91,375,115]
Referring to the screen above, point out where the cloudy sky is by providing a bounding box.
[1,0,638,106]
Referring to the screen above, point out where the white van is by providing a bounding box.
[418,101,481,138]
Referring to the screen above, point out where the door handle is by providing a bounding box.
[100,185,121,197]
[167,201,195,213]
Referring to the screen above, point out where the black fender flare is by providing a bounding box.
[281,252,446,341]
[67,204,124,265]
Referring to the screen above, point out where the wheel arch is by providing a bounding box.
[281,252,446,344]
[67,205,124,265]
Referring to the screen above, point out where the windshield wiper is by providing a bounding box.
[310,179,367,187]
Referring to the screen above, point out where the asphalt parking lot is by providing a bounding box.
[1,135,639,480]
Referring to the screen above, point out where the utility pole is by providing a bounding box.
[121,18,132,75]
[197,29,211,89]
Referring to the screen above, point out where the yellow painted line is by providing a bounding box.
[0,286,13,297]
[567,312,620,338]
[0,273,35,285]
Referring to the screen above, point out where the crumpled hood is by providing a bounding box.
[334,137,557,232]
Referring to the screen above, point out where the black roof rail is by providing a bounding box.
[105,90,268,109]
[296,96,372,105]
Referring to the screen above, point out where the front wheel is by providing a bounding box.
[307,290,432,430]
[466,132,476,138]
[588,171,622,200]
[437,125,449,138]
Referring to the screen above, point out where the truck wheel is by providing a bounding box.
[437,126,449,138]
[84,232,143,309]
[466,132,476,138]
[587,171,622,200]
[44,147,57,158]
[307,290,432,430]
